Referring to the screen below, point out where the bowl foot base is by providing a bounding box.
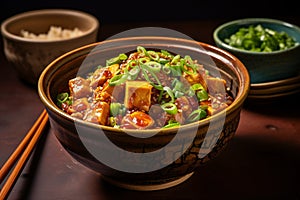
[101,172,194,191]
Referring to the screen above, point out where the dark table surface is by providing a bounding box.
[1,18,300,200]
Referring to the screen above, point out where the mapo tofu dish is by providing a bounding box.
[56,46,234,129]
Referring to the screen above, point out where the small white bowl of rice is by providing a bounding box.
[1,9,99,85]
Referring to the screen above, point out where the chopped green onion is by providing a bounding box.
[160,49,172,57]
[163,120,180,128]
[126,60,139,69]
[169,65,182,76]
[173,82,184,93]
[174,90,184,98]
[57,92,69,103]
[162,65,171,74]
[196,90,209,101]
[184,55,193,64]
[138,57,150,64]
[128,66,140,80]
[161,102,178,115]
[119,53,127,61]
[171,54,181,65]
[224,24,298,52]
[146,50,159,61]
[110,102,121,116]
[109,117,117,126]
[57,92,72,106]
[191,83,205,91]
[163,86,175,103]
[200,104,208,110]
[106,53,127,66]
[158,58,169,64]
[153,84,164,90]
[157,89,164,103]
[190,83,208,101]
[137,46,147,54]
[141,66,162,87]
[187,88,195,96]
[109,69,128,86]
[187,108,207,122]
[110,102,125,116]
[143,61,161,72]
[181,57,197,75]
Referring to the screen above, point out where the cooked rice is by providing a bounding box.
[20,26,84,40]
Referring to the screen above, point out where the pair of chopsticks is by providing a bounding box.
[0,109,49,200]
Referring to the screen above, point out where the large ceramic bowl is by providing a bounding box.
[213,18,300,84]
[1,9,99,85]
[38,36,250,191]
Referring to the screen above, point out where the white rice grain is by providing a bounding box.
[20,26,83,40]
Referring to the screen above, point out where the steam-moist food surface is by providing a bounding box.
[56,46,234,129]
[20,26,84,40]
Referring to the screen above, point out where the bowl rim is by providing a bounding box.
[38,36,250,133]
[1,8,99,43]
[213,17,300,55]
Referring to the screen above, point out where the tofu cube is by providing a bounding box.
[124,81,153,111]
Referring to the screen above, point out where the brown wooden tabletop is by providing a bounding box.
[1,18,300,200]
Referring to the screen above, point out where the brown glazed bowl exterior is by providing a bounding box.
[1,9,99,85]
[38,36,250,191]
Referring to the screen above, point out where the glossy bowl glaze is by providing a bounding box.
[213,18,300,84]
[1,9,99,85]
[38,36,250,190]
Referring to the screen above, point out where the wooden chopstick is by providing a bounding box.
[0,109,49,200]
[0,109,48,182]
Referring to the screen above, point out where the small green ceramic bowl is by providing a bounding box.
[213,18,300,84]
